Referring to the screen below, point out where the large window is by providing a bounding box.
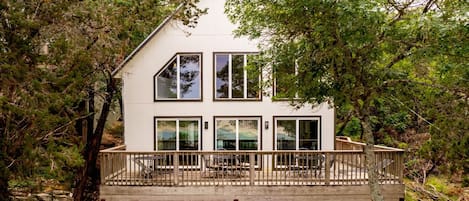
[154,53,201,100]
[274,117,320,150]
[214,53,260,100]
[215,117,261,150]
[155,117,201,151]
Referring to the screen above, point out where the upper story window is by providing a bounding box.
[154,53,202,101]
[273,62,298,99]
[214,53,261,100]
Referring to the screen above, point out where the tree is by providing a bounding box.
[225,0,467,200]
[1,1,87,200]
[1,0,206,200]
[38,1,206,200]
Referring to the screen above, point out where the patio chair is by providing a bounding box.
[133,155,166,179]
[288,153,325,178]
[203,152,244,178]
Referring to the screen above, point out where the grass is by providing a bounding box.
[405,176,467,201]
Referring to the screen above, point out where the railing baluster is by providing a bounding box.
[99,144,403,187]
[325,152,330,185]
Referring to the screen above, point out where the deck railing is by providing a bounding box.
[335,136,404,151]
[100,144,403,186]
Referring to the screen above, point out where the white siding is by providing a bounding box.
[120,0,335,151]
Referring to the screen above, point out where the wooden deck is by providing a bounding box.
[100,140,405,201]
[100,144,403,187]
[103,165,399,186]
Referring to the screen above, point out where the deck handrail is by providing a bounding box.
[100,149,402,154]
[100,149,403,186]
[101,144,126,152]
[335,137,404,152]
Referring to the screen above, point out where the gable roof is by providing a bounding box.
[111,4,183,77]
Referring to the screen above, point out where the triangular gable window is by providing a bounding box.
[154,53,202,100]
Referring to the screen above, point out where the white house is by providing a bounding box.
[112,0,335,154]
[102,1,404,200]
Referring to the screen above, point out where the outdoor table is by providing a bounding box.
[133,155,166,178]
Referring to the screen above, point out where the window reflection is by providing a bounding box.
[157,120,177,150]
[275,118,319,151]
[231,55,244,98]
[246,54,260,98]
[299,120,318,150]
[179,120,199,150]
[155,54,201,100]
[215,55,229,98]
[239,120,258,150]
[214,53,260,99]
[179,55,200,99]
[276,120,296,150]
[216,120,236,150]
[157,59,177,98]
[156,119,200,151]
[216,118,260,150]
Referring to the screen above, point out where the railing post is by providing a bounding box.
[173,152,179,186]
[399,151,404,184]
[100,153,104,184]
[249,153,255,185]
[325,152,330,185]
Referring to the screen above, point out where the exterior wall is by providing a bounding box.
[119,0,335,152]
[100,185,405,201]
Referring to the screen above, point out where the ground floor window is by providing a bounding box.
[154,117,201,151]
[274,117,321,167]
[215,117,261,150]
[274,117,320,150]
[154,117,201,166]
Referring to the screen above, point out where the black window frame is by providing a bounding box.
[153,116,203,151]
[273,116,321,151]
[213,52,262,101]
[213,116,263,151]
[153,52,203,101]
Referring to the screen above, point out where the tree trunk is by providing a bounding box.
[361,116,384,201]
[73,75,115,201]
[74,100,86,138]
[86,88,95,143]
[0,134,11,201]
[0,162,10,201]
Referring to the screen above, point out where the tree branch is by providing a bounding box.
[38,113,94,141]
[384,79,468,99]
[385,46,413,69]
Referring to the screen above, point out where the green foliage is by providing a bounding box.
[1,0,206,198]
[8,180,37,190]
[462,176,469,188]
[226,0,468,181]
[405,190,418,201]
[397,142,408,150]
[426,176,450,195]
[341,117,362,139]
[107,123,124,137]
